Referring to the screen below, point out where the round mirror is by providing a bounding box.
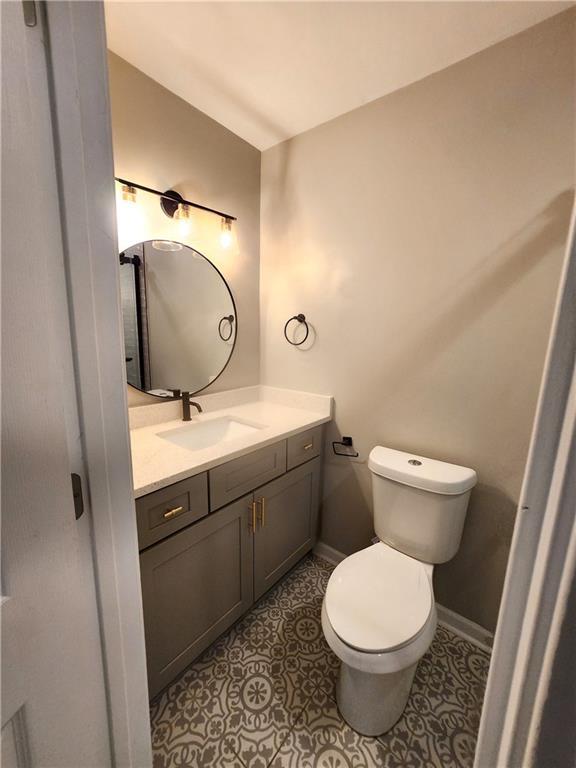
[119,240,236,397]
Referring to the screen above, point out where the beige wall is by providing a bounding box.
[107,53,261,405]
[261,12,575,631]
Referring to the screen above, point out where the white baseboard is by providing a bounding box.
[313,541,347,566]
[436,604,494,653]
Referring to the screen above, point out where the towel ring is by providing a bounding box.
[284,314,309,346]
[218,315,235,341]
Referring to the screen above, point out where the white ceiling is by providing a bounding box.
[105,1,572,150]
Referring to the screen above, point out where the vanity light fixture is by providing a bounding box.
[220,217,233,248]
[114,177,237,223]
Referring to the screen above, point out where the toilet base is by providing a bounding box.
[336,660,418,736]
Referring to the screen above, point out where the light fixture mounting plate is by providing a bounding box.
[160,189,184,219]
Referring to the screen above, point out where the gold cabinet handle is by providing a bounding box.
[163,505,184,520]
[250,500,257,532]
[257,496,266,528]
[303,442,314,451]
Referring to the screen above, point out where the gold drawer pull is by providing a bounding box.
[163,505,184,520]
[250,500,257,532]
[303,442,314,451]
[257,496,266,528]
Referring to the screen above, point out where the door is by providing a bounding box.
[474,206,576,766]
[254,458,321,600]
[1,2,111,765]
[140,495,254,696]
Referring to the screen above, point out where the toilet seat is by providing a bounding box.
[325,542,433,653]
[321,601,436,675]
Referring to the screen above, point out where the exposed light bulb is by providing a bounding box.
[121,184,137,203]
[220,217,233,248]
[178,220,190,238]
[116,185,144,248]
[174,203,192,238]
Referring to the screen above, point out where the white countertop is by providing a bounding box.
[129,386,333,498]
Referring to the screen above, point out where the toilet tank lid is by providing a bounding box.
[368,446,477,495]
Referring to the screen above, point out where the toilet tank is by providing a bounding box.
[368,447,477,564]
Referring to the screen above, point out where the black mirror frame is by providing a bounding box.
[121,240,238,401]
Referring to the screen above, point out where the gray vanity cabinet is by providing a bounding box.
[138,426,324,697]
[140,495,253,696]
[253,457,321,600]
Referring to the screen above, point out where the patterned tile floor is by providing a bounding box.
[150,555,491,768]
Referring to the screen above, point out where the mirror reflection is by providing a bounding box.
[120,240,236,396]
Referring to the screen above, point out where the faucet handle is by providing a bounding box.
[181,391,191,422]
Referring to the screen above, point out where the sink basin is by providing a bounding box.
[157,417,265,452]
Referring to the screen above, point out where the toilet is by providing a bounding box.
[321,445,477,736]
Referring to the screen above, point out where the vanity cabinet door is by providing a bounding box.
[253,458,321,601]
[140,494,254,697]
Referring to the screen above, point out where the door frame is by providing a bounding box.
[474,200,576,766]
[43,2,152,766]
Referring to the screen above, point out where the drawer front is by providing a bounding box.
[209,441,287,511]
[286,426,323,470]
[136,473,208,550]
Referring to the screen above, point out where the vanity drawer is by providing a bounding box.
[209,442,287,511]
[136,473,209,550]
[287,426,323,470]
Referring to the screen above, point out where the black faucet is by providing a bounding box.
[181,391,203,421]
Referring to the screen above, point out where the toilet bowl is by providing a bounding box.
[321,446,476,736]
[322,542,437,735]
